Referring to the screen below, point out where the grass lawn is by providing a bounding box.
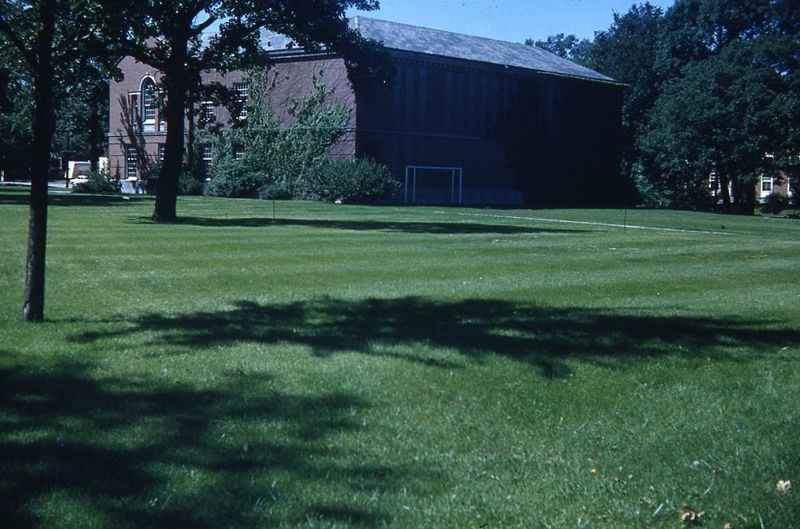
[1,187,798,528]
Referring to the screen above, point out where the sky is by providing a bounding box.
[347,0,676,43]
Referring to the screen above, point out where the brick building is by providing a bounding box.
[108,17,630,206]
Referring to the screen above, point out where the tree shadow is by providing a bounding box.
[137,215,587,235]
[0,190,150,207]
[71,297,799,377]
[0,357,406,528]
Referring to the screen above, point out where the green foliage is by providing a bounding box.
[527,33,592,66]
[146,161,206,196]
[760,192,790,214]
[113,0,387,221]
[641,2,799,211]
[258,180,292,200]
[71,170,120,194]
[308,157,400,203]
[206,72,352,200]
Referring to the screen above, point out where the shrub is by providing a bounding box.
[71,171,120,194]
[310,157,400,203]
[760,192,789,214]
[205,161,265,198]
[258,181,293,200]
[141,163,203,196]
[179,170,205,196]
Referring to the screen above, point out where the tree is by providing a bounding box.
[525,33,592,66]
[0,0,123,321]
[117,0,388,222]
[205,70,351,198]
[640,0,799,211]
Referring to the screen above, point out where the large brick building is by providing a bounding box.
[108,17,629,206]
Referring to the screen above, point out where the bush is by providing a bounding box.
[205,162,265,198]
[310,157,400,204]
[258,181,293,200]
[179,170,205,196]
[71,171,120,194]
[760,192,789,214]
[145,162,204,196]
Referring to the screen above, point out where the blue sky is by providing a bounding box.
[347,0,676,43]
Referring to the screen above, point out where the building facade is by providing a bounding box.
[108,17,630,207]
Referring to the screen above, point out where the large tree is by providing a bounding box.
[118,0,388,222]
[0,0,122,321]
[640,0,799,211]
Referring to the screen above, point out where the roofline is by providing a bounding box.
[381,47,625,86]
[350,16,618,84]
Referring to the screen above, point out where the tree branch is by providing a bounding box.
[0,16,37,69]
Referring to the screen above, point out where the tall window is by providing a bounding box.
[129,93,140,127]
[158,144,166,162]
[141,78,157,123]
[234,82,248,119]
[201,144,213,179]
[125,147,138,179]
[234,144,245,160]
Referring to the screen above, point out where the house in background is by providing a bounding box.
[108,17,630,207]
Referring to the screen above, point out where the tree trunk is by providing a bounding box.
[22,0,56,322]
[718,170,732,213]
[152,47,189,222]
[89,83,102,174]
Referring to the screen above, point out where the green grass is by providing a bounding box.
[1,187,799,528]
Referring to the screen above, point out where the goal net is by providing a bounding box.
[404,166,463,205]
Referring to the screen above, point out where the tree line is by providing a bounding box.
[531,0,799,213]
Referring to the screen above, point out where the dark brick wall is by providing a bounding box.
[356,51,627,207]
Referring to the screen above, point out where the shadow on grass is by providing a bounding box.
[136,215,587,235]
[0,358,402,528]
[0,190,150,207]
[72,297,798,377]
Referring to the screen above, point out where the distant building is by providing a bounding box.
[108,17,630,207]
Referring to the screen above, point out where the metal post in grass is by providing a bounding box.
[624,207,627,233]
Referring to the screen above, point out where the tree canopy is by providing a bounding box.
[114,0,390,222]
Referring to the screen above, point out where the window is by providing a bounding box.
[761,174,773,193]
[201,144,213,179]
[200,101,215,122]
[141,78,157,123]
[234,82,248,119]
[158,144,166,162]
[125,146,138,179]
[129,93,140,127]
[234,144,245,160]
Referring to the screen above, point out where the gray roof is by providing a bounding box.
[351,17,613,83]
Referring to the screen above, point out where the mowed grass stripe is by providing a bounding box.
[1,188,799,528]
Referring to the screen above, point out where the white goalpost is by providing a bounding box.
[404,166,464,205]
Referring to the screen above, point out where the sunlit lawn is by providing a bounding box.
[1,187,799,528]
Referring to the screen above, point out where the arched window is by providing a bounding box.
[141,77,157,123]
